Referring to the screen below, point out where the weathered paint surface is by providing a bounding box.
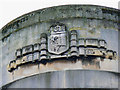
[0,5,120,88]
[4,70,119,88]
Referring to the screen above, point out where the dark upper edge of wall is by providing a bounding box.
[1,4,120,40]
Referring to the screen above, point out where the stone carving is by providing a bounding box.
[7,23,118,72]
[22,45,33,55]
[33,43,40,62]
[48,23,69,54]
[40,33,48,61]
[70,30,78,57]
[15,49,22,58]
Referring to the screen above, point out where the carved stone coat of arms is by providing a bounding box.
[48,23,69,54]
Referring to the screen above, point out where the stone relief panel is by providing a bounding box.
[48,23,69,54]
[7,22,118,72]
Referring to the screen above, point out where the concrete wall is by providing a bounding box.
[0,5,119,88]
[4,70,119,88]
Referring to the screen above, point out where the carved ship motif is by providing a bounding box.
[7,23,117,72]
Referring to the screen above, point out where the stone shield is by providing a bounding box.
[48,24,69,54]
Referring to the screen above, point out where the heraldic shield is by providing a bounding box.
[48,23,69,54]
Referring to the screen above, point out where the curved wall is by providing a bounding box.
[4,70,120,88]
[0,5,120,88]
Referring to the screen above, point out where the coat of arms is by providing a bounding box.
[48,23,69,54]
